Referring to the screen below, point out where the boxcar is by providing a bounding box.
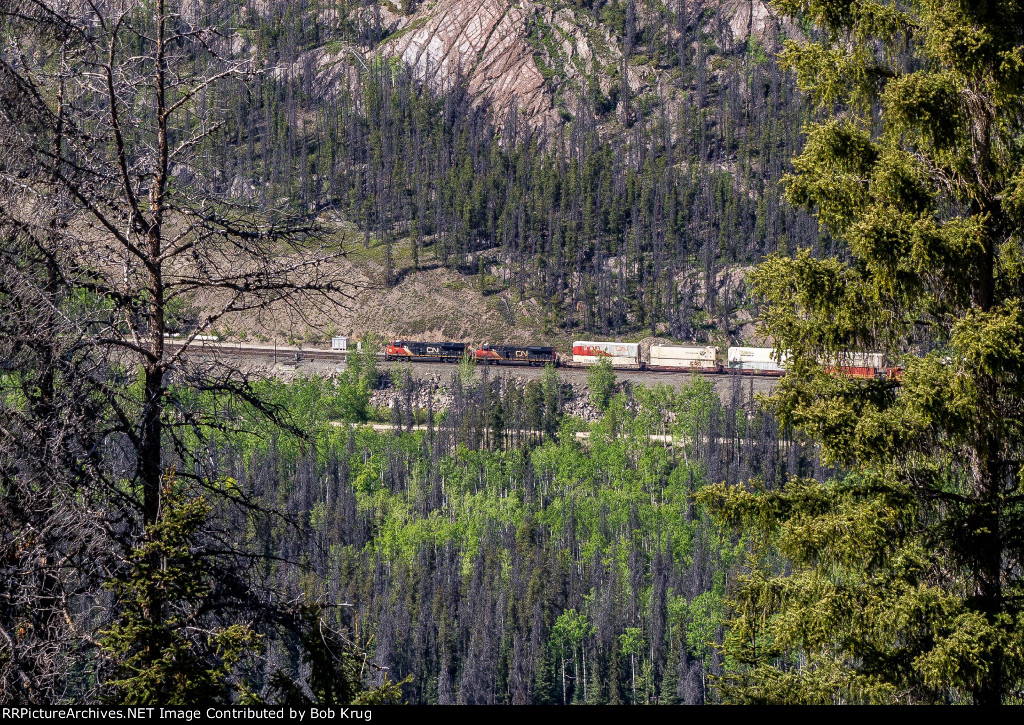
[385,340,467,362]
[648,345,722,372]
[727,347,790,375]
[571,341,641,368]
[475,344,557,366]
[820,352,886,379]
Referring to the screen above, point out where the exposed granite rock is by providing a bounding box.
[371,0,795,131]
[253,0,800,138]
[724,0,782,44]
[381,0,562,132]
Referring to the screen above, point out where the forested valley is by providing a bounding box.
[223,363,819,704]
[3,0,1024,709]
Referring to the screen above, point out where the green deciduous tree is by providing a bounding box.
[618,626,645,704]
[337,338,380,423]
[702,0,1024,705]
[551,609,594,704]
[541,363,563,437]
[586,358,618,411]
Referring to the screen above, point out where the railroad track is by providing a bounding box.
[164,340,348,362]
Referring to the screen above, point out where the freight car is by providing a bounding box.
[570,341,642,369]
[648,345,722,373]
[727,347,790,376]
[820,352,886,379]
[475,344,558,366]
[385,340,467,362]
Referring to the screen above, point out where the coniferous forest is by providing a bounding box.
[2,0,1024,708]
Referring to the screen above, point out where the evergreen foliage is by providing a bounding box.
[98,473,404,706]
[181,372,814,704]
[265,607,406,706]
[100,477,259,705]
[702,0,1024,705]
[183,0,823,339]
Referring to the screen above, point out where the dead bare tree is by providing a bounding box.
[0,0,357,703]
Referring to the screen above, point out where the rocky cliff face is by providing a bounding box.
[383,0,560,131]
[365,0,795,133]
[250,0,797,136]
[724,0,788,43]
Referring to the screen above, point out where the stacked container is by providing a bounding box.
[820,352,885,378]
[727,347,790,375]
[571,341,641,368]
[648,345,722,372]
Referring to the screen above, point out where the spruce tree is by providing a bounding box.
[100,479,259,705]
[701,0,1024,705]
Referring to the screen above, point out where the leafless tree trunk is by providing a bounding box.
[0,0,356,702]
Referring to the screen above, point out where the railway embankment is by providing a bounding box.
[165,339,779,414]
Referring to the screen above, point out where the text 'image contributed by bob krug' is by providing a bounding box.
[2,707,374,721]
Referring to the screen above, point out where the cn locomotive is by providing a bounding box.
[475,344,557,366]
[385,340,467,362]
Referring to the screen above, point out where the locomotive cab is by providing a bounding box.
[385,340,466,362]
[475,343,557,366]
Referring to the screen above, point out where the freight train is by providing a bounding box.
[384,340,899,379]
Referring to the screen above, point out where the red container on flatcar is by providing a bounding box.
[821,353,885,379]
[824,366,879,379]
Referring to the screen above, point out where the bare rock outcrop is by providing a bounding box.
[373,0,797,131]
[256,0,802,135]
[269,44,365,100]
[721,0,801,45]
[381,0,561,131]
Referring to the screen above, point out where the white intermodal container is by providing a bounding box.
[572,355,640,367]
[818,352,885,369]
[728,347,790,373]
[571,341,640,367]
[650,345,719,362]
[649,345,721,370]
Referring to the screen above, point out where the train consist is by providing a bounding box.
[570,341,792,376]
[385,339,897,379]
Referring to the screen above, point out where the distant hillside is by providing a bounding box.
[197,229,762,348]
[248,0,803,138]
[188,0,824,344]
